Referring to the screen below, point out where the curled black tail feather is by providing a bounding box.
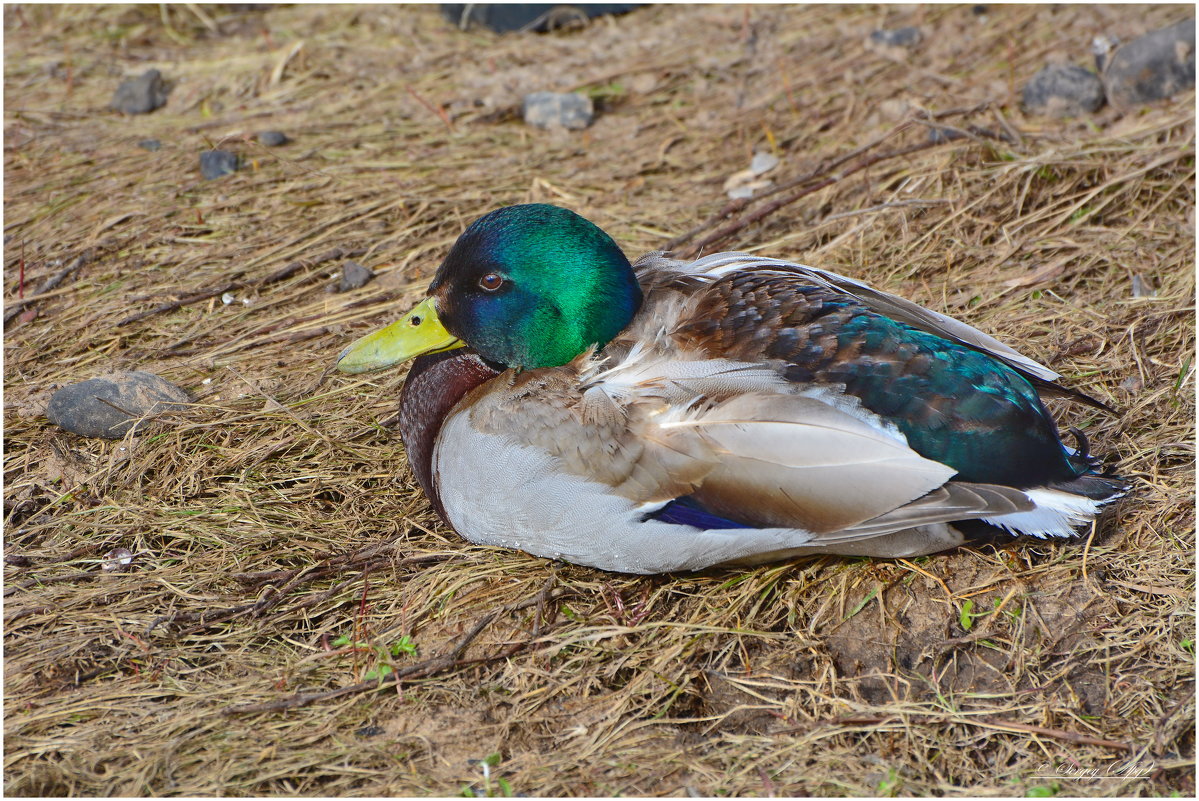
[1047,471,1130,503]
[1065,426,1103,474]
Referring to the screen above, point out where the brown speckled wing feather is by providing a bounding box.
[636,251,1062,381]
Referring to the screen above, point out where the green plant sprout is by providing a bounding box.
[332,634,418,680]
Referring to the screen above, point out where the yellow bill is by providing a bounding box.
[336,297,464,374]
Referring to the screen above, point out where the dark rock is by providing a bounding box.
[1021,64,1106,117]
[870,26,923,49]
[338,261,375,292]
[200,150,240,180]
[137,139,162,151]
[258,130,290,147]
[522,91,594,130]
[440,3,641,33]
[355,725,385,738]
[927,126,966,144]
[46,371,190,439]
[1104,19,1195,108]
[110,69,170,114]
[971,5,989,15]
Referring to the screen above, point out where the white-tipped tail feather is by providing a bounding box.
[981,485,1125,539]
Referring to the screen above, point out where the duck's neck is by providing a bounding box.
[398,350,501,522]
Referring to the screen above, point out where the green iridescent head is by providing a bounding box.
[431,204,641,368]
[336,204,642,374]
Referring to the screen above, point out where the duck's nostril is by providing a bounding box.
[410,316,422,326]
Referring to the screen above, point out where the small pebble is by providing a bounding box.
[750,151,779,176]
[1092,35,1120,72]
[110,69,169,114]
[200,150,240,180]
[1131,274,1157,298]
[45,371,190,439]
[137,139,162,151]
[338,261,375,293]
[221,292,236,305]
[355,725,385,738]
[878,98,911,121]
[258,130,290,147]
[724,151,777,199]
[102,548,134,572]
[1119,375,1143,393]
[870,27,923,49]
[1021,64,1105,117]
[521,92,594,130]
[1104,19,1195,108]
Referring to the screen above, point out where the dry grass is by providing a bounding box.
[4,4,1194,797]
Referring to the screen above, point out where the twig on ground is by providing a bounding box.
[4,571,98,596]
[771,714,1133,752]
[4,250,94,325]
[678,139,939,259]
[146,549,456,636]
[223,585,570,715]
[405,86,455,132]
[975,717,1133,752]
[662,104,992,255]
[115,247,366,327]
[5,605,57,626]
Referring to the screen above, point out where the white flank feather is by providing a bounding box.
[584,348,796,407]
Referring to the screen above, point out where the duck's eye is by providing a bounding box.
[479,273,504,291]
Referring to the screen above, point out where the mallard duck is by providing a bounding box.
[337,204,1125,574]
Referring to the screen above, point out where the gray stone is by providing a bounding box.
[441,4,642,33]
[521,92,594,130]
[46,371,190,439]
[1104,19,1195,108]
[338,261,375,292]
[927,126,966,144]
[750,151,779,176]
[1021,64,1106,117]
[137,139,162,151]
[200,150,240,180]
[870,27,923,49]
[110,69,169,114]
[258,130,290,146]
